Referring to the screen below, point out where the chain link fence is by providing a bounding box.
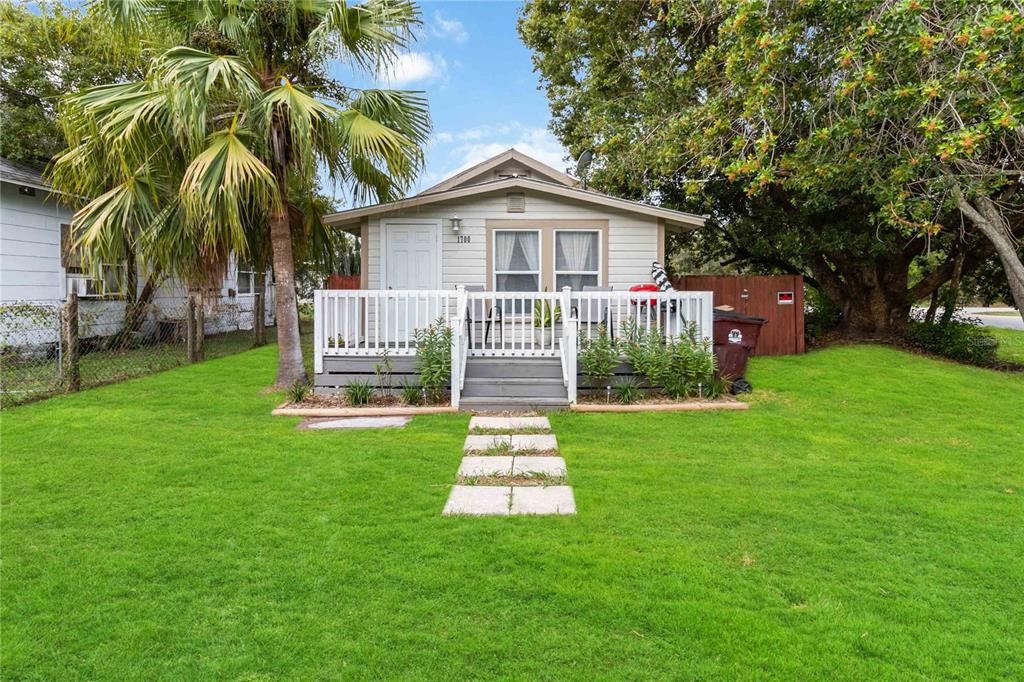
[1,296,273,408]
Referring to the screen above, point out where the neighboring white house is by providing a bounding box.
[314,148,713,409]
[0,156,274,347]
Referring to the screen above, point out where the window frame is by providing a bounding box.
[236,262,258,296]
[552,228,602,291]
[492,228,542,293]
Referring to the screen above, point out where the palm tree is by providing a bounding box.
[51,0,430,386]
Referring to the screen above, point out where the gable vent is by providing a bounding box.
[506,192,526,213]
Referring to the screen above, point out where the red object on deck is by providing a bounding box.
[629,283,660,306]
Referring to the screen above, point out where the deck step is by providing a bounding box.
[459,396,570,412]
[464,357,562,379]
[462,377,567,399]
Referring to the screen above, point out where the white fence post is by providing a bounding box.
[313,290,324,374]
[565,315,578,404]
[449,315,461,410]
[699,291,714,343]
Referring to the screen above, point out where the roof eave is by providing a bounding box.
[324,178,706,229]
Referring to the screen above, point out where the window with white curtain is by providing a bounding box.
[494,230,540,291]
[554,230,600,290]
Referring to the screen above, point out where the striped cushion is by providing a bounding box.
[651,262,675,292]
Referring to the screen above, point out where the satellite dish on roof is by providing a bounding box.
[575,150,594,189]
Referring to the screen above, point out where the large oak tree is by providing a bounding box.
[519,0,1021,334]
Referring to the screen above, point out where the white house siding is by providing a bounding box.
[1,183,273,347]
[0,182,70,302]
[364,189,659,291]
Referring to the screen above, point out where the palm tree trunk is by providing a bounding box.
[269,184,307,387]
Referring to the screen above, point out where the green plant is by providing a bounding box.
[905,316,998,366]
[374,349,393,395]
[578,325,619,387]
[621,319,671,388]
[413,318,452,402]
[344,380,373,406]
[400,381,422,406]
[532,293,561,328]
[614,377,642,404]
[286,381,309,404]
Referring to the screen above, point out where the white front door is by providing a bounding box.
[384,221,441,339]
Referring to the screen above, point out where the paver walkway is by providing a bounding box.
[443,416,576,516]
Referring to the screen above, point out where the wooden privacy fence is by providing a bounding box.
[672,275,805,355]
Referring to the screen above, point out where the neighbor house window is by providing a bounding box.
[61,223,126,298]
[493,230,540,291]
[554,230,600,290]
[237,262,257,295]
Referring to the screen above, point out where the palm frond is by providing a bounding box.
[154,46,261,98]
[180,125,280,258]
[311,0,419,71]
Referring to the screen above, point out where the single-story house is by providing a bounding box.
[315,149,714,410]
[0,156,274,351]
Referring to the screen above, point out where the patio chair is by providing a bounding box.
[573,285,614,337]
[461,285,503,345]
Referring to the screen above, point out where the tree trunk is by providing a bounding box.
[924,288,940,324]
[939,250,965,325]
[957,192,1024,325]
[269,189,306,387]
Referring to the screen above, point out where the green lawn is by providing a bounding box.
[991,327,1024,364]
[2,344,1022,679]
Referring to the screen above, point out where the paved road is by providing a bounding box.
[911,307,1024,330]
[963,308,1024,331]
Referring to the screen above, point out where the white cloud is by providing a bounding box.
[431,11,469,44]
[382,52,447,86]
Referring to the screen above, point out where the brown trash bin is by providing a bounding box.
[712,309,767,390]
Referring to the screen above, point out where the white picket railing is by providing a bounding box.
[570,289,714,344]
[312,287,714,380]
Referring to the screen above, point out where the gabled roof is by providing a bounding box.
[420,148,577,194]
[324,175,706,229]
[0,156,51,191]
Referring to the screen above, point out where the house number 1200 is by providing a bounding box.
[457,235,471,243]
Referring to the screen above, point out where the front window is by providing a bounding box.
[554,230,600,290]
[494,230,540,291]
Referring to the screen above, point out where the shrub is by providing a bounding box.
[344,380,373,406]
[905,314,997,366]
[578,325,619,387]
[613,376,642,404]
[286,380,309,404]
[621,318,719,399]
[414,318,452,402]
[621,319,671,387]
[401,380,423,406]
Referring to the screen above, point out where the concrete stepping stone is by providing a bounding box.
[511,434,558,452]
[302,416,410,430]
[469,416,551,431]
[510,486,576,515]
[463,434,512,452]
[443,486,511,516]
[457,456,514,478]
[512,456,567,478]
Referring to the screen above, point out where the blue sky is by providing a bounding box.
[330,0,568,205]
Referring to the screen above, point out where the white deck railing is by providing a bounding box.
[313,287,714,380]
